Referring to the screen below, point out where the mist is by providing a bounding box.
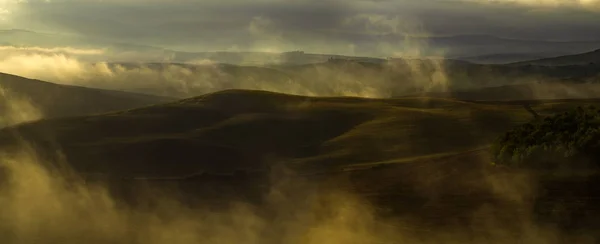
[0,144,596,244]
[0,51,598,244]
[0,81,592,243]
[3,45,598,100]
[0,85,41,127]
[3,12,596,100]
[0,13,458,99]
[1,0,600,242]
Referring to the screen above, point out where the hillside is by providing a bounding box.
[3,89,596,178]
[456,53,566,64]
[417,83,600,101]
[3,89,600,235]
[513,49,600,66]
[0,72,174,121]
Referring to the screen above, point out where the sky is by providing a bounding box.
[0,0,599,52]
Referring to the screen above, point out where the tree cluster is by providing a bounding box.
[491,105,600,169]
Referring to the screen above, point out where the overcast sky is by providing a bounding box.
[0,0,599,52]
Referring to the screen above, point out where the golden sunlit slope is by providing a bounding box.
[0,72,174,121]
[0,89,582,178]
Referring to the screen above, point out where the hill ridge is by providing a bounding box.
[0,72,175,121]
[512,48,600,66]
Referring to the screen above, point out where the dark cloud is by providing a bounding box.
[2,0,600,53]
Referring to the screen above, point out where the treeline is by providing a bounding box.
[491,105,600,169]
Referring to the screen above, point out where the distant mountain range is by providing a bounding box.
[456,53,569,64]
[2,29,600,65]
[511,49,600,66]
[94,58,599,98]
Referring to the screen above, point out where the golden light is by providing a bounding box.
[0,0,14,21]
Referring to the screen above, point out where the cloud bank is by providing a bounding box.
[0,46,105,55]
[2,0,599,53]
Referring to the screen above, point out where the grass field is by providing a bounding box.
[2,89,600,240]
[6,89,600,176]
[0,89,543,176]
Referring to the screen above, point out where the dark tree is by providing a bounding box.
[491,105,600,169]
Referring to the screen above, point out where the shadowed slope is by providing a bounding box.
[0,89,552,177]
[0,72,174,120]
[2,89,600,237]
[513,49,600,66]
[3,89,600,178]
[417,83,600,101]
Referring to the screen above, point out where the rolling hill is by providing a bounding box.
[513,49,600,66]
[417,83,600,101]
[2,89,600,236]
[456,53,567,64]
[1,89,593,178]
[0,72,174,122]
